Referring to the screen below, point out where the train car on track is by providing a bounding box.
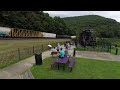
[0,26,72,39]
[0,26,43,38]
[42,32,56,38]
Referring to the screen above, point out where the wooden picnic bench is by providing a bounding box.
[50,59,57,68]
[51,55,70,70]
[68,57,76,72]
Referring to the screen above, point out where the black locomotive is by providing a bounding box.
[79,29,96,47]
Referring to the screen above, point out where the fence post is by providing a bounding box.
[73,48,76,56]
[18,48,21,60]
[33,46,34,54]
[115,45,118,55]
[115,47,118,55]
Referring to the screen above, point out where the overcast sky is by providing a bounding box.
[43,11,120,22]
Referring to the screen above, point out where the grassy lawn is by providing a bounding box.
[0,39,70,69]
[0,39,70,53]
[111,47,120,55]
[75,47,120,55]
[30,57,120,79]
[99,38,120,47]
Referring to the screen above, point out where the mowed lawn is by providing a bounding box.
[31,57,120,79]
[111,47,120,55]
[75,47,120,55]
[0,39,70,52]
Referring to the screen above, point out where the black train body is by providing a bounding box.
[79,29,96,47]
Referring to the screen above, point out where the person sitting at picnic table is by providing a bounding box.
[59,48,65,59]
[65,46,69,56]
[67,42,71,50]
[56,43,61,51]
[64,42,67,48]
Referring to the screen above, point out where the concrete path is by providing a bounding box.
[76,51,120,61]
[0,45,75,79]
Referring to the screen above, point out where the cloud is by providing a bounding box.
[43,11,120,22]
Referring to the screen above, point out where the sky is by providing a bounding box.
[43,11,120,22]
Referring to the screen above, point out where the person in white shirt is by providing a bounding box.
[56,43,61,51]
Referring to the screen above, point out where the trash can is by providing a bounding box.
[35,53,42,65]
[115,48,118,55]
[73,48,76,56]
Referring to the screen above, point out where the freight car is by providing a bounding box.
[0,26,43,38]
[0,26,71,39]
[71,36,76,39]
[42,32,56,38]
[0,26,11,37]
[56,34,71,38]
[0,26,57,38]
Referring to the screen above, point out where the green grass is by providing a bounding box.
[30,57,120,79]
[75,46,109,52]
[111,47,120,55]
[75,47,120,55]
[103,38,120,47]
[0,39,70,53]
[0,59,18,68]
[0,39,70,69]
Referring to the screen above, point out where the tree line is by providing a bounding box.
[0,11,75,36]
[1,12,120,38]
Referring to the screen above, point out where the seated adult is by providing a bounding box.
[59,48,65,59]
[56,43,61,51]
[65,47,69,56]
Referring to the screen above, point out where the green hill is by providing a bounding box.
[63,15,120,38]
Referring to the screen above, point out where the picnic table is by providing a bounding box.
[55,55,70,70]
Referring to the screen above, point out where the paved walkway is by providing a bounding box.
[76,51,120,61]
[0,45,75,79]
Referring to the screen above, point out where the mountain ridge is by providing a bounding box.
[62,15,120,38]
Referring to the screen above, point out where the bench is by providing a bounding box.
[68,57,76,72]
[50,59,58,68]
[51,55,70,70]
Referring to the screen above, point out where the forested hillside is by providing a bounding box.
[0,11,74,35]
[63,15,120,38]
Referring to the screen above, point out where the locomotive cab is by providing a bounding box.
[79,29,96,47]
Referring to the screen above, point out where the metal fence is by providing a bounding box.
[0,41,67,68]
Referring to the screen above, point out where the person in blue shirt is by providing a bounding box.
[59,48,65,58]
